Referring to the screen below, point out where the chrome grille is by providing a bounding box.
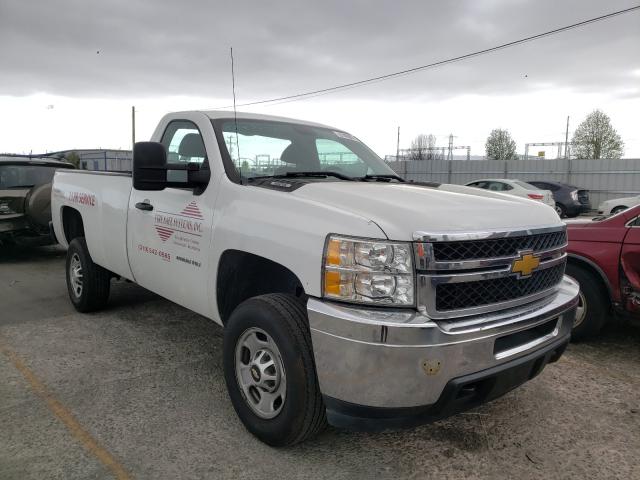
[436,262,565,311]
[414,225,568,319]
[432,230,567,261]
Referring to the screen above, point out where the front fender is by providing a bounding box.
[207,179,387,322]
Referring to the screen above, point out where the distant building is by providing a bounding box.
[48,149,133,171]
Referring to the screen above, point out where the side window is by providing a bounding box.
[630,217,640,227]
[315,139,368,176]
[161,120,207,165]
[487,182,504,191]
[501,183,513,191]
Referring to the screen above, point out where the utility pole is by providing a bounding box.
[564,115,570,159]
[131,106,136,150]
[447,134,454,161]
[396,126,400,162]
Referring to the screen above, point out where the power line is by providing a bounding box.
[214,5,640,109]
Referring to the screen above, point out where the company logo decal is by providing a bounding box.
[154,202,204,242]
[511,251,540,278]
[180,201,204,219]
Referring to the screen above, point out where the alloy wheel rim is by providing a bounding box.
[574,291,587,327]
[69,253,83,298]
[234,327,286,419]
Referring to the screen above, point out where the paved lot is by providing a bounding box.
[1,245,639,480]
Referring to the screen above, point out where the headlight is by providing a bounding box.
[322,235,414,306]
[0,201,16,215]
[570,190,578,201]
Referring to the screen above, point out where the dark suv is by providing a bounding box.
[0,156,75,246]
[529,180,590,218]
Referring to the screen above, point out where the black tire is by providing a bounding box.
[555,203,567,218]
[611,206,627,215]
[65,237,111,312]
[223,294,327,446]
[566,263,609,341]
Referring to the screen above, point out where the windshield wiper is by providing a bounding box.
[248,171,356,182]
[359,174,405,182]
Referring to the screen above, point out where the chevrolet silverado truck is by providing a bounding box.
[51,111,578,446]
[567,205,640,340]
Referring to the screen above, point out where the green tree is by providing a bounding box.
[571,110,624,159]
[65,151,81,169]
[485,129,517,160]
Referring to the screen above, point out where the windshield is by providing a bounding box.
[0,165,61,189]
[212,119,397,181]
[514,180,540,190]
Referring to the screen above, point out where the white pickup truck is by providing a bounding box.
[51,111,579,446]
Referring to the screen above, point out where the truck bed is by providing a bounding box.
[51,169,134,280]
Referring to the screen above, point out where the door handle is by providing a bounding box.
[135,201,154,211]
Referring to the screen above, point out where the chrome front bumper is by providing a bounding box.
[307,275,579,410]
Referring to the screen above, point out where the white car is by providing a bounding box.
[465,178,555,209]
[597,195,640,216]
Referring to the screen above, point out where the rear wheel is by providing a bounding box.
[611,206,627,215]
[66,237,111,312]
[566,263,609,341]
[223,294,327,446]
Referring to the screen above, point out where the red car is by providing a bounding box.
[567,205,640,340]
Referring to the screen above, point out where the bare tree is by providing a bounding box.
[409,134,441,160]
[485,129,517,160]
[572,110,624,159]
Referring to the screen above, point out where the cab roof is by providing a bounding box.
[197,110,339,130]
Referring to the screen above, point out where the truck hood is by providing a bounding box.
[292,182,561,240]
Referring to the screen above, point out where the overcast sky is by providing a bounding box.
[1,0,638,157]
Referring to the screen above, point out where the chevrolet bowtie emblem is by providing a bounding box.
[511,252,540,278]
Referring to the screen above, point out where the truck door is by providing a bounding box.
[127,119,214,316]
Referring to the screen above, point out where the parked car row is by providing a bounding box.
[464,177,640,222]
[464,178,591,218]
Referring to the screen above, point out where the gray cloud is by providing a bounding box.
[1,0,638,102]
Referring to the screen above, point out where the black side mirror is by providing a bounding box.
[133,142,167,191]
[133,141,212,193]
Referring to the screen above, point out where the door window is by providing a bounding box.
[487,181,511,191]
[161,121,207,165]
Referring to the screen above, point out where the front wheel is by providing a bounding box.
[223,294,327,446]
[566,264,609,341]
[66,237,111,312]
[555,203,567,218]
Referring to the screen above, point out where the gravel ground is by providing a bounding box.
[1,245,639,480]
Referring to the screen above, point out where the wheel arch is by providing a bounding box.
[567,253,613,302]
[216,249,306,325]
[61,206,85,244]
